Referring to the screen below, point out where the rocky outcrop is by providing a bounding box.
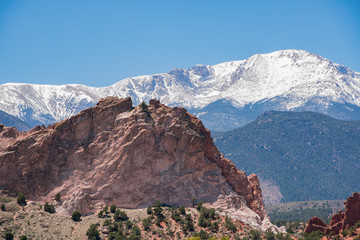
[304,217,328,234]
[342,192,360,230]
[0,124,20,151]
[0,97,266,223]
[305,192,360,235]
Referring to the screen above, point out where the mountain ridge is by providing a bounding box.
[213,110,360,204]
[1,49,360,131]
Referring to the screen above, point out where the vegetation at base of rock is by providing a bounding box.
[179,206,186,215]
[142,216,152,231]
[267,200,344,224]
[72,210,82,221]
[198,206,218,229]
[140,101,150,116]
[16,192,26,206]
[103,205,109,213]
[224,217,237,233]
[55,192,61,201]
[114,209,129,222]
[152,201,164,219]
[300,230,324,240]
[264,228,276,240]
[183,214,195,233]
[249,229,262,240]
[44,202,56,213]
[0,191,358,240]
[110,204,116,213]
[86,223,100,240]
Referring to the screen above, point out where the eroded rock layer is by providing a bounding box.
[0,97,265,220]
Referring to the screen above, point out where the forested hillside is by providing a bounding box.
[213,111,360,203]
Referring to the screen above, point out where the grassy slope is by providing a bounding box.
[266,200,344,224]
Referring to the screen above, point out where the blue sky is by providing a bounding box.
[0,0,359,87]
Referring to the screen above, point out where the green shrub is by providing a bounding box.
[171,208,181,222]
[209,221,219,233]
[179,206,186,215]
[126,220,133,230]
[275,232,292,240]
[19,236,27,240]
[198,213,209,228]
[110,204,116,213]
[4,232,14,240]
[182,214,194,233]
[224,217,237,233]
[17,192,27,206]
[72,210,81,221]
[140,101,150,116]
[129,225,141,240]
[152,201,164,219]
[103,219,113,227]
[103,204,109,214]
[44,202,56,213]
[196,201,204,211]
[86,223,100,240]
[1,203,5,211]
[55,192,61,201]
[199,229,210,240]
[146,206,153,215]
[264,228,275,240]
[98,210,104,218]
[249,229,261,240]
[142,216,152,231]
[114,209,129,222]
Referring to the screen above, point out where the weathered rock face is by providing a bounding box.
[305,192,360,235]
[304,217,328,234]
[342,192,360,230]
[0,97,265,220]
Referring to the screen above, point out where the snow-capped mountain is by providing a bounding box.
[1,49,360,131]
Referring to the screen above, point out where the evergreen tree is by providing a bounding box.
[72,211,81,221]
[44,202,56,213]
[86,224,100,240]
[110,204,116,213]
[17,192,27,206]
[55,192,61,201]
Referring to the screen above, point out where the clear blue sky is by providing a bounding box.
[0,0,359,87]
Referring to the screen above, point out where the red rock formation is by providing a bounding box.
[0,97,266,219]
[305,192,360,235]
[326,211,345,235]
[248,174,265,220]
[304,217,328,234]
[342,192,360,230]
[0,124,19,151]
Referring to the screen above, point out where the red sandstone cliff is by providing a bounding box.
[304,192,360,235]
[0,97,265,220]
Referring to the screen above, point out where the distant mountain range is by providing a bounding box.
[0,110,31,131]
[1,49,360,131]
[213,111,360,205]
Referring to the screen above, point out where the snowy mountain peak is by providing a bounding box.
[1,49,360,131]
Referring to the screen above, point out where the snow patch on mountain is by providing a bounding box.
[1,49,360,130]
